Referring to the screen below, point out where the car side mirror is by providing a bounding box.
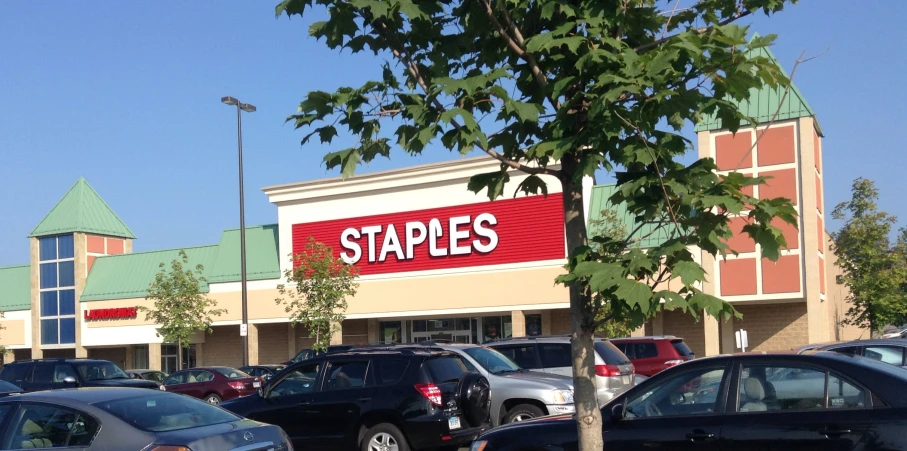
[62,376,78,385]
[610,403,625,423]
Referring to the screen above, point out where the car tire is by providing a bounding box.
[361,423,409,451]
[503,404,545,424]
[204,393,222,405]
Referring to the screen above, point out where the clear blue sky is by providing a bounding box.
[1,1,904,266]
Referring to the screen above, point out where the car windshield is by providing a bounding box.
[463,346,522,374]
[75,362,129,380]
[214,368,251,379]
[93,392,240,432]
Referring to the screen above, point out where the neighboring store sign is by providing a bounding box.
[292,193,565,276]
[84,307,138,321]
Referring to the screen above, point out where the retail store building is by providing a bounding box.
[0,48,863,371]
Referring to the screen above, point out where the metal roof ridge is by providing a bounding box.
[219,224,278,232]
[0,263,29,270]
[93,244,220,259]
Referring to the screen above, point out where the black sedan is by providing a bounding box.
[0,387,292,450]
[471,351,907,451]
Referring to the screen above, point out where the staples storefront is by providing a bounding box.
[265,158,589,346]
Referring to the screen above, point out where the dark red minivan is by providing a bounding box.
[610,336,695,377]
[162,366,261,405]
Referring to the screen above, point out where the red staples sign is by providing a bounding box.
[292,194,565,276]
[84,307,138,321]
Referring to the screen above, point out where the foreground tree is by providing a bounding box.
[143,250,225,371]
[276,237,360,352]
[831,178,907,333]
[276,1,798,448]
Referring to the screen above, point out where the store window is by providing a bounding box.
[526,314,542,336]
[134,345,149,369]
[161,344,196,373]
[481,315,512,342]
[378,321,403,344]
[38,235,76,346]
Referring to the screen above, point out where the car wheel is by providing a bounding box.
[503,404,545,424]
[361,423,409,451]
[204,393,222,405]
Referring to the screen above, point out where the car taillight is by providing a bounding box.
[414,383,443,406]
[228,381,246,390]
[595,364,621,377]
[147,447,192,451]
[664,360,684,367]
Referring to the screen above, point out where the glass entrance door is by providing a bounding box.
[411,318,473,343]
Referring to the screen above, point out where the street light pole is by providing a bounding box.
[221,96,256,368]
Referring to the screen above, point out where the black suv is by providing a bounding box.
[0,359,160,391]
[281,344,354,365]
[221,348,492,451]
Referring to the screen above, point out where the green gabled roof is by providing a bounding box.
[80,245,219,302]
[206,225,281,284]
[0,264,31,312]
[695,35,824,137]
[29,178,136,238]
[587,184,678,249]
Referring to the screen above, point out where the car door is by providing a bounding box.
[631,342,661,377]
[309,359,375,449]
[719,361,871,451]
[22,362,54,392]
[162,371,190,395]
[252,362,322,447]
[1,402,100,450]
[537,343,573,377]
[605,363,729,451]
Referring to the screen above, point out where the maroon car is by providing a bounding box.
[162,367,261,405]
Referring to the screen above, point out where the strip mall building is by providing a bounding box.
[0,51,863,372]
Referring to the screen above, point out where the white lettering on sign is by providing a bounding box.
[340,214,500,265]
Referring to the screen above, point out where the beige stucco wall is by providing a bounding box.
[0,320,26,346]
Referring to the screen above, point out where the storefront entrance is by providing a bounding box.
[378,313,542,345]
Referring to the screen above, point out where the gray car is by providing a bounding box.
[0,388,291,450]
[810,338,907,369]
[414,342,576,425]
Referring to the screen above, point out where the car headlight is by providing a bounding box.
[470,440,488,451]
[551,389,574,404]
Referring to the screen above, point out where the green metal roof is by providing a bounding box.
[80,245,219,302]
[694,35,824,137]
[587,184,676,249]
[0,265,31,312]
[29,178,136,238]
[79,225,281,302]
[206,225,282,284]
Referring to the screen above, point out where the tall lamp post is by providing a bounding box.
[221,96,256,367]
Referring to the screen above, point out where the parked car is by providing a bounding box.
[239,364,286,382]
[221,347,492,451]
[282,345,354,365]
[0,359,160,392]
[485,335,634,403]
[610,336,695,377]
[126,369,168,383]
[0,380,22,396]
[811,339,907,369]
[0,387,292,449]
[411,342,575,425]
[162,366,261,405]
[471,350,907,451]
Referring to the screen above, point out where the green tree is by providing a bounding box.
[277,237,360,352]
[831,178,907,333]
[589,208,635,338]
[275,1,799,448]
[142,250,225,371]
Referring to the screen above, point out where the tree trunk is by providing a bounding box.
[560,165,603,451]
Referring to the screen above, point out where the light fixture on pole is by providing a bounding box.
[221,96,256,367]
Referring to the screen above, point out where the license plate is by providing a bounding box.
[253,381,261,388]
[622,375,631,385]
[448,416,461,430]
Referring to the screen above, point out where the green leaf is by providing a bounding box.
[504,99,542,124]
[672,261,706,286]
[467,170,510,200]
[515,175,549,197]
[323,148,362,179]
[614,279,654,311]
[318,126,338,144]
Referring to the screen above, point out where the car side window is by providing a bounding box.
[31,363,55,384]
[163,372,185,385]
[0,364,32,385]
[269,364,320,398]
[53,364,78,383]
[539,343,572,368]
[862,346,905,366]
[827,374,867,409]
[744,365,826,412]
[324,361,369,391]
[4,403,99,448]
[374,360,410,386]
[634,343,658,359]
[613,342,632,358]
[194,371,215,383]
[829,346,860,356]
[626,367,726,418]
[494,345,540,369]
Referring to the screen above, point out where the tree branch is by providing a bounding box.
[634,9,753,53]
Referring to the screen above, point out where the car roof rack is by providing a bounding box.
[482,334,573,344]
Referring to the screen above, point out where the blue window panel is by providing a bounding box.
[40,319,58,345]
[40,292,58,317]
[60,318,76,344]
[59,290,76,316]
[58,261,75,288]
[39,237,57,261]
[39,263,57,289]
[57,235,74,259]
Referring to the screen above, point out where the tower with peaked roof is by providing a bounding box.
[27,178,135,359]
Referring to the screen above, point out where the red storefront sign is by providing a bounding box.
[84,307,138,321]
[292,193,565,276]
